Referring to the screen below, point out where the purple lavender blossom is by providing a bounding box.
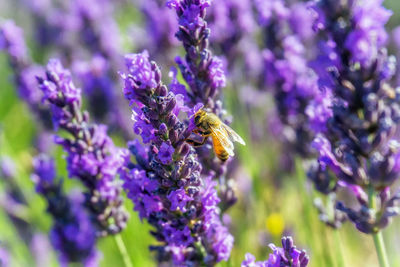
[206,0,256,70]
[308,0,400,233]
[241,236,309,267]
[135,0,179,65]
[344,0,392,67]
[21,0,67,47]
[31,155,98,266]
[71,0,121,60]
[158,142,175,165]
[167,0,225,112]
[37,59,129,236]
[168,0,241,211]
[120,51,233,265]
[256,1,319,158]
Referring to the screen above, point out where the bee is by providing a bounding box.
[186,109,245,161]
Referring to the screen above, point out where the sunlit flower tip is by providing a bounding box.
[241,236,309,267]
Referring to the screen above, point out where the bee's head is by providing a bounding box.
[194,109,206,128]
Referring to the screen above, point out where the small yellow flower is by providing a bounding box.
[265,213,285,237]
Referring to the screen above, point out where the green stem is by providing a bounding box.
[368,186,390,267]
[114,234,134,267]
[294,160,319,262]
[334,230,345,267]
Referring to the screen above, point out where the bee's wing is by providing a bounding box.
[221,123,246,145]
[211,125,235,156]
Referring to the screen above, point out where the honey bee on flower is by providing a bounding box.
[186,109,245,161]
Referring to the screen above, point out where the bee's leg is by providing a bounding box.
[192,129,211,137]
[200,130,212,136]
[186,136,208,147]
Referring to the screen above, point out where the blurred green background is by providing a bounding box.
[1,1,400,266]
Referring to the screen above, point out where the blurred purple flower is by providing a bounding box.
[309,0,400,233]
[206,0,256,70]
[135,0,179,64]
[0,20,49,127]
[30,234,52,267]
[0,20,28,61]
[32,155,99,266]
[254,0,289,26]
[344,0,392,67]
[258,1,319,158]
[0,246,10,267]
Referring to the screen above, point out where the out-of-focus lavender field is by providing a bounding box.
[1,0,400,266]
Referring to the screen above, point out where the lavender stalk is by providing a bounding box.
[168,0,238,210]
[120,51,233,265]
[37,59,129,236]
[308,0,400,264]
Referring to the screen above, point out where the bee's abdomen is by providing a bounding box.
[217,150,229,162]
[212,136,229,162]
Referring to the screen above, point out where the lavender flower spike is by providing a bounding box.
[256,0,319,158]
[168,0,239,211]
[120,51,233,265]
[308,0,400,233]
[31,155,98,267]
[241,236,309,267]
[167,0,225,112]
[37,59,129,236]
